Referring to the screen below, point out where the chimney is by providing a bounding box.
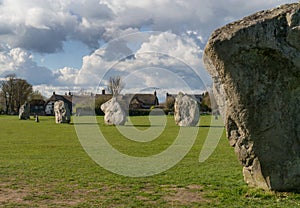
[53,91,55,95]
[102,89,105,95]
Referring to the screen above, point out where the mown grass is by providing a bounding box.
[0,115,299,207]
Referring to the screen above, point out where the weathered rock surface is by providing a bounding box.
[203,3,300,191]
[54,100,71,124]
[19,102,30,120]
[101,97,127,125]
[174,92,200,126]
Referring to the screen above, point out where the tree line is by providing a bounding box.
[0,74,43,114]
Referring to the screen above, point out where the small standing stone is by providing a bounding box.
[35,115,39,122]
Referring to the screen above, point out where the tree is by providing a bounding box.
[14,79,33,111]
[0,80,9,114]
[166,95,175,111]
[0,93,5,114]
[94,95,112,115]
[200,91,212,112]
[0,74,33,114]
[29,90,45,100]
[107,76,125,96]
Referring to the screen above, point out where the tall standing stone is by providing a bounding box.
[203,3,300,191]
[19,102,30,120]
[174,92,200,127]
[54,100,71,124]
[101,97,127,125]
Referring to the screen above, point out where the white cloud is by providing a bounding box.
[74,31,208,96]
[0,0,295,53]
[100,0,295,40]
[0,0,296,97]
[138,32,202,67]
[0,45,79,86]
[33,84,86,98]
[0,0,111,52]
[0,45,54,84]
[53,67,79,85]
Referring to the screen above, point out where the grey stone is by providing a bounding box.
[54,100,71,124]
[19,102,30,120]
[174,92,200,126]
[203,3,300,191]
[101,97,127,125]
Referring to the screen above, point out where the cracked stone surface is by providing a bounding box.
[203,3,300,191]
[101,97,127,126]
[19,102,30,120]
[174,92,200,127]
[54,100,71,124]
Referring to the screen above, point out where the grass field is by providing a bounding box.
[0,115,299,207]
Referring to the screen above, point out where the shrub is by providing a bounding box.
[95,96,112,115]
[166,96,175,111]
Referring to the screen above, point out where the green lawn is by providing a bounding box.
[0,115,299,207]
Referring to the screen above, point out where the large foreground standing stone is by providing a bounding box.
[54,100,71,124]
[19,102,30,120]
[174,92,199,126]
[101,97,127,125]
[203,3,300,191]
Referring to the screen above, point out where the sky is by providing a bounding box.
[0,0,296,99]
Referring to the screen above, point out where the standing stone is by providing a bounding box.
[101,97,127,125]
[54,100,71,124]
[35,115,39,123]
[19,102,30,120]
[203,3,300,191]
[174,92,200,127]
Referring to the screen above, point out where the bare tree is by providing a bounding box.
[107,76,125,96]
[0,74,33,114]
[15,79,33,111]
[1,74,16,114]
[29,90,45,100]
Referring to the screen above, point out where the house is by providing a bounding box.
[29,99,46,115]
[45,92,73,115]
[95,90,159,110]
[43,90,159,116]
[125,91,159,110]
[118,91,159,110]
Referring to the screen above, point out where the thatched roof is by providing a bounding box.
[125,94,158,106]
[45,94,73,112]
[166,93,203,103]
[47,94,72,104]
[95,94,113,100]
[120,94,159,109]
[29,99,45,106]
